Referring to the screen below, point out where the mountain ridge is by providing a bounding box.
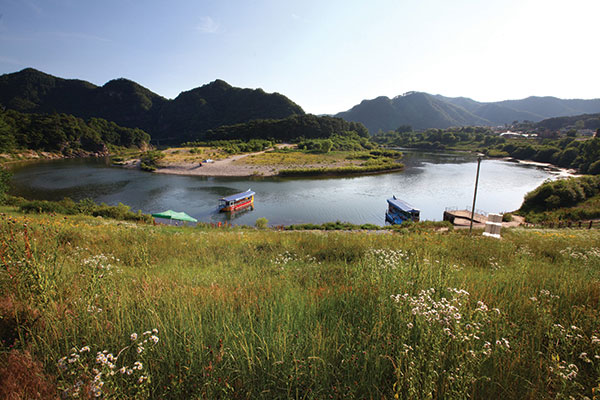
[337,92,600,133]
[0,68,305,143]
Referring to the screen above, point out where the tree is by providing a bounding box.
[320,139,333,153]
[396,125,412,133]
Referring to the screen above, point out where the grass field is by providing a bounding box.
[238,150,358,167]
[0,208,599,399]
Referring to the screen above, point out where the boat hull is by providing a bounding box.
[219,198,254,212]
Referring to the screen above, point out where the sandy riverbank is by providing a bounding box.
[154,151,281,177]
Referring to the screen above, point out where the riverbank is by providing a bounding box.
[0,149,109,164]
[145,146,403,177]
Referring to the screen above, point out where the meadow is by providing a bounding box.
[0,208,599,399]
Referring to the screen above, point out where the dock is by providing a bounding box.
[443,207,488,227]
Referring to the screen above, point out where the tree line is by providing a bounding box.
[0,109,150,155]
[373,127,600,175]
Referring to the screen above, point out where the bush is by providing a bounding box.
[255,217,268,229]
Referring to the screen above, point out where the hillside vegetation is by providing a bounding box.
[0,208,599,399]
[0,69,304,143]
[0,109,150,157]
[375,129,600,174]
[202,114,369,142]
[519,175,600,222]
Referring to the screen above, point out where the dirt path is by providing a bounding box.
[154,145,290,177]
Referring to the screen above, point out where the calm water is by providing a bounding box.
[9,151,554,226]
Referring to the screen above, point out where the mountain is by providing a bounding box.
[337,92,600,133]
[336,92,488,132]
[0,68,304,143]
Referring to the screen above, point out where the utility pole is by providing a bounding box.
[469,156,483,233]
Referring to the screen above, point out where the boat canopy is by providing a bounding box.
[387,196,419,213]
[220,189,255,203]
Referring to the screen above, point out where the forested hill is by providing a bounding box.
[0,108,150,156]
[200,114,369,142]
[0,68,305,143]
[336,92,600,133]
[533,113,600,132]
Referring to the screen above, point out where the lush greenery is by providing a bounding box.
[285,220,451,232]
[182,139,274,154]
[278,162,403,177]
[0,69,304,143]
[0,168,11,202]
[139,151,165,172]
[374,128,600,174]
[533,113,600,132]
[0,108,150,155]
[495,138,600,174]
[5,196,152,223]
[374,126,496,150]
[0,209,599,399]
[518,176,600,222]
[202,114,369,142]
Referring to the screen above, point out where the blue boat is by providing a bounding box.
[385,196,420,225]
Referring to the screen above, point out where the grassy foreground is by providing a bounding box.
[0,209,599,399]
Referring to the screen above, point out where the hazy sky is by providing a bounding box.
[1,0,598,114]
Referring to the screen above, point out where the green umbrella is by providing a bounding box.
[151,210,198,223]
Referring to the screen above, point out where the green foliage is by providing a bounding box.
[10,196,152,223]
[375,127,600,174]
[183,139,274,154]
[279,162,403,177]
[0,69,304,143]
[373,126,494,149]
[0,167,12,203]
[0,109,150,155]
[520,176,600,213]
[254,217,268,229]
[202,114,369,142]
[297,131,374,153]
[140,151,165,172]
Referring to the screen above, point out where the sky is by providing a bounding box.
[1,0,599,114]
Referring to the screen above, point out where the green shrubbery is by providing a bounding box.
[6,196,151,223]
[520,176,600,212]
[140,150,165,171]
[279,162,403,176]
[0,109,150,154]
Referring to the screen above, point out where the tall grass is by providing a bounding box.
[0,208,599,398]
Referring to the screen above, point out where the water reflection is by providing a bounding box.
[9,151,554,226]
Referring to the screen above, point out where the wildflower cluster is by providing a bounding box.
[365,248,409,271]
[83,254,122,278]
[57,329,159,398]
[272,251,319,268]
[390,288,510,397]
[560,246,600,265]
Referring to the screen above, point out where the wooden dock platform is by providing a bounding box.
[443,208,488,227]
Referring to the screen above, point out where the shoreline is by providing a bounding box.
[499,157,580,178]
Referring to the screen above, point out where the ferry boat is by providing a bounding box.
[219,189,255,212]
[385,195,420,224]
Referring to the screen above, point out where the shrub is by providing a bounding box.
[255,217,268,229]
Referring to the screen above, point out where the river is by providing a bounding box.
[8,150,555,226]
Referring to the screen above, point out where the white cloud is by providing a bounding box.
[196,16,219,34]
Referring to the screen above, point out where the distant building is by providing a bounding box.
[499,131,537,139]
